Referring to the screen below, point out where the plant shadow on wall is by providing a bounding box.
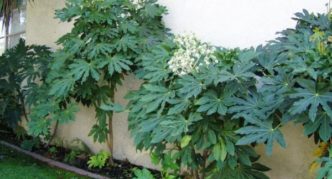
[126,10,332,179]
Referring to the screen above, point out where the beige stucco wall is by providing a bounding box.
[26,0,326,178]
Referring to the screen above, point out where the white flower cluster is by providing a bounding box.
[168,34,217,76]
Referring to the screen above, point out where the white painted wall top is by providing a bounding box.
[159,0,328,48]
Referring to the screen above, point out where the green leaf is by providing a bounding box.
[196,90,232,115]
[180,135,192,148]
[289,79,332,121]
[69,60,100,83]
[133,168,155,179]
[142,3,165,18]
[89,109,109,143]
[139,84,174,114]
[100,102,125,113]
[49,76,75,97]
[115,35,137,52]
[317,158,332,179]
[229,92,280,120]
[236,121,286,155]
[89,124,108,143]
[177,75,203,99]
[259,69,294,94]
[52,103,79,124]
[304,110,332,141]
[151,115,188,143]
[167,98,190,115]
[212,139,227,162]
[98,55,133,76]
[87,43,114,59]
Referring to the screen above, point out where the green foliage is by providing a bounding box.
[317,157,332,179]
[20,138,40,151]
[249,10,332,144]
[0,39,52,129]
[48,146,58,157]
[310,144,332,179]
[127,9,332,178]
[132,168,155,179]
[28,0,167,145]
[127,36,270,178]
[8,2,330,178]
[229,10,332,176]
[87,150,110,169]
[64,150,80,165]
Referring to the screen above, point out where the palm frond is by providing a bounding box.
[0,0,32,29]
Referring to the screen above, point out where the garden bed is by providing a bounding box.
[0,127,160,179]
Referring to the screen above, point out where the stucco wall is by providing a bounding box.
[26,0,327,178]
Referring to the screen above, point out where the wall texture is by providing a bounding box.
[26,0,327,178]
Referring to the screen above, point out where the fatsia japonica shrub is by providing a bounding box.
[28,0,167,149]
[234,10,332,178]
[0,39,52,129]
[127,35,270,179]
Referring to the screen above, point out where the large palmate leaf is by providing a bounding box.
[69,60,100,83]
[52,103,79,124]
[140,84,175,113]
[289,79,332,121]
[196,90,233,115]
[97,55,133,75]
[49,76,75,97]
[87,43,114,59]
[258,69,295,94]
[304,110,332,142]
[236,119,286,155]
[229,92,281,120]
[151,115,189,143]
[138,40,174,82]
[177,75,203,99]
[227,50,257,82]
[167,98,191,115]
[115,35,138,52]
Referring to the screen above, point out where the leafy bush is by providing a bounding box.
[127,10,332,178]
[126,34,270,178]
[0,39,52,129]
[132,168,155,179]
[28,0,168,149]
[235,9,332,148]
[4,1,328,177]
[234,10,332,176]
[87,150,111,169]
